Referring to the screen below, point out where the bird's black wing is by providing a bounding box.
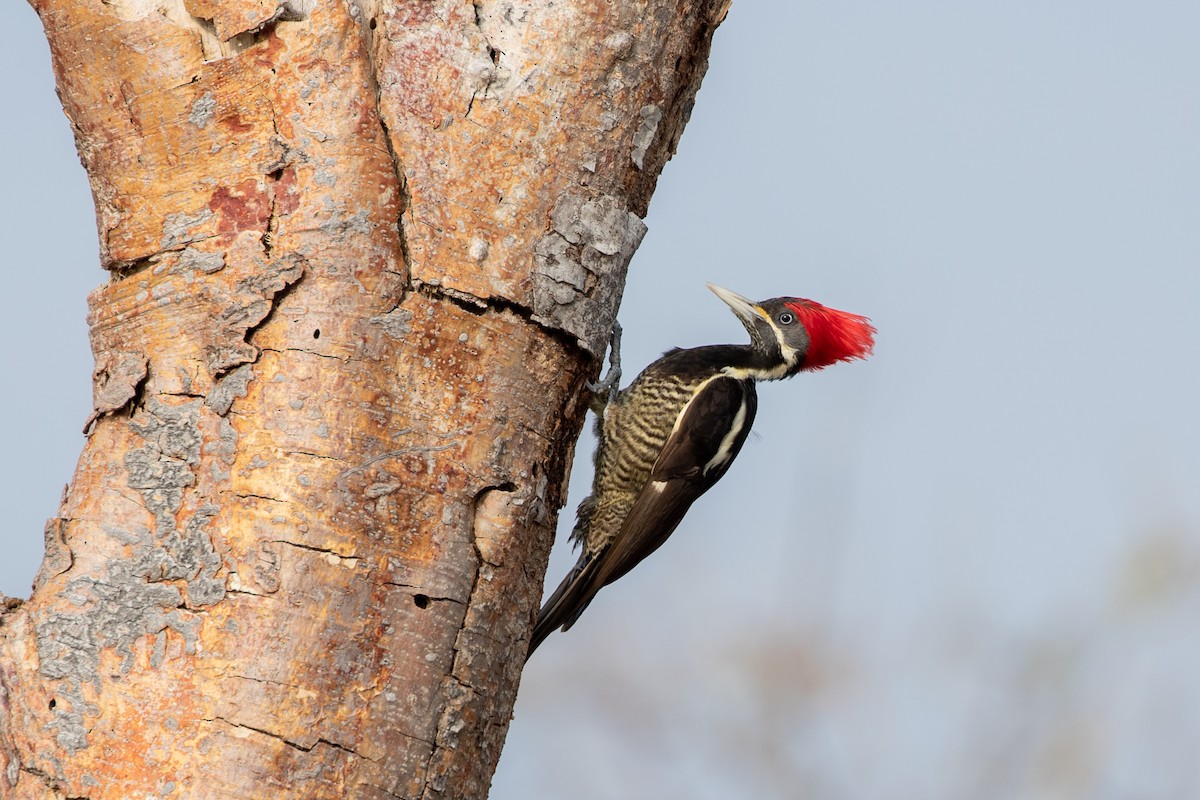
[528,376,757,657]
[588,376,757,590]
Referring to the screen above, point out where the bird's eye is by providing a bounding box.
[778,312,795,325]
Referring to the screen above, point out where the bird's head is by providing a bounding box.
[707,283,876,378]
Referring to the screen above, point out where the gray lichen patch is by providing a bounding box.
[35,545,202,753]
[33,398,224,753]
[189,92,216,129]
[368,307,414,339]
[160,208,215,250]
[38,559,198,681]
[177,246,226,275]
[532,193,647,356]
[630,104,662,169]
[90,349,148,418]
[36,559,201,754]
[206,363,256,416]
[123,399,225,608]
[210,417,239,484]
[318,206,372,239]
[44,681,95,755]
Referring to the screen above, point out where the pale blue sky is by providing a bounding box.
[4,3,1199,798]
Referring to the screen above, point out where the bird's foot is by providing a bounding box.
[586,321,623,410]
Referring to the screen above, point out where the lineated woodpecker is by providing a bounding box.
[527,283,876,656]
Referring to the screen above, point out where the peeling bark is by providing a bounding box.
[2,0,727,796]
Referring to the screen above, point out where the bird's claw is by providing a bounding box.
[586,322,623,410]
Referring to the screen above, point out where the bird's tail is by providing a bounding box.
[526,552,600,659]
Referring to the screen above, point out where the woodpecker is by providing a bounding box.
[527,283,875,657]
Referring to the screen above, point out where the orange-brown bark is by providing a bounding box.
[0,0,727,796]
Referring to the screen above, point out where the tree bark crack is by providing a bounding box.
[17,764,67,796]
[465,0,500,119]
[232,491,292,505]
[410,279,588,360]
[272,539,360,563]
[208,716,371,761]
[259,345,349,362]
[285,448,345,463]
[222,260,305,378]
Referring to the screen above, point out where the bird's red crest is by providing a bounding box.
[785,299,876,371]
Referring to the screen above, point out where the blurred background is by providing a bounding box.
[4,2,1199,798]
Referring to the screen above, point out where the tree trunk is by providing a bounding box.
[0,0,725,796]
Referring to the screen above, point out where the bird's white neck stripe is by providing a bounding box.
[722,362,791,381]
[771,323,802,374]
[704,397,748,475]
[720,324,800,381]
